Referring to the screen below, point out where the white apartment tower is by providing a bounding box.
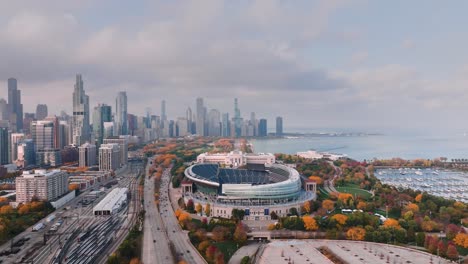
[16,170,68,203]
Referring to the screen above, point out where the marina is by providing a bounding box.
[375,168,468,203]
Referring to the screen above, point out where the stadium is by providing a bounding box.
[183,157,316,220]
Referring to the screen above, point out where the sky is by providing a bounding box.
[1,0,468,134]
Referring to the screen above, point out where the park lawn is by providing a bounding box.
[334,186,372,200]
[213,241,240,263]
[318,187,329,200]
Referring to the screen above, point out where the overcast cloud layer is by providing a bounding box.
[2,0,468,134]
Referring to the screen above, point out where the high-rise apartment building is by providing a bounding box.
[8,78,23,132]
[35,104,48,120]
[31,120,55,150]
[93,104,112,145]
[258,119,267,137]
[17,139,35,168]
[72,74,90,146]
[276,116,283,136]
[103,122,114,139]
[103,137,128,166]
[196,98,205,136]
[16,170,68,203]
[79,142,97,167]
[208,109,221,136]
[99,144,120,171]
[11,133,25,162]
[115,92,128,135]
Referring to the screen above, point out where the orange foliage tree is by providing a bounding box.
[302,216,318,231]
[331,214,348,226]
[356,201,367,210]
[346,227,366,241]
[454,233,468,248]
[383,218,401,229]
[405,203,419,213]
[415,193,423,203]
[308,176,323,185]
[322,200,334,211]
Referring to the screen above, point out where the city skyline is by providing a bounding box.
[3,2,468,134]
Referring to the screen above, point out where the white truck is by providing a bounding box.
[32,222,45,231]
[46,214,56,223]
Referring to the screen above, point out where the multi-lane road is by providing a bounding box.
[142,158,206,264]
[142,161,173,264]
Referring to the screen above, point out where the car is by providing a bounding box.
[153,240,156,243]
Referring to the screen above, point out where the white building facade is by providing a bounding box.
[196,151,275,167]
[16,169,69,203]
[99,143,120,171]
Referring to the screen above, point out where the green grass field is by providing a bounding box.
[334,186,373,200]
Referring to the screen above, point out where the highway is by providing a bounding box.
[159,167,206,264]
[142,160,173,264]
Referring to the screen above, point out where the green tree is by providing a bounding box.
[240,256,250,264]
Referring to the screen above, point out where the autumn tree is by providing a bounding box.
[308,176,323,185]
[206,245,218,261]
[346,227,366,241]
[404,203,419,213]
[446,244,459,260]
[302,201,312,214]
[204,203,211,217]
[212,226,229,242]
[356,201,367,210]
[322,200,334,211]
[198,240,211,252]
[454,233,468,248]
[302,216,318,231]
[233,223,248,245]
[331,214,348,226]
[383,218,400,229]
[186,199,194,212]
[195,203,202,215]
[415,193,423,203]
[0,205,13,215]
[178,212,192,228]
[129,258,140,264]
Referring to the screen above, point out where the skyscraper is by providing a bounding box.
[233,98,243,137]
[161,100,167,122]
[0,99,8,121]
[208,109,221,136]
[0,125,11,164]
[186,107,192,134]
[115,92,128,135]
[7,78,23,132]
[250,112,257,136]
[35,104,48,120]
[196,98,205,136]
[259,119,267,137]
[222,113,230,137]
[276,116,283,136]
[31,120,55,151]
[93,104,112,145]
[11,133,25,162]
[72,74,90,146]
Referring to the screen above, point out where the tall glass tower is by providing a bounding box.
[72,74,90,146]
[115,91,128,135]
